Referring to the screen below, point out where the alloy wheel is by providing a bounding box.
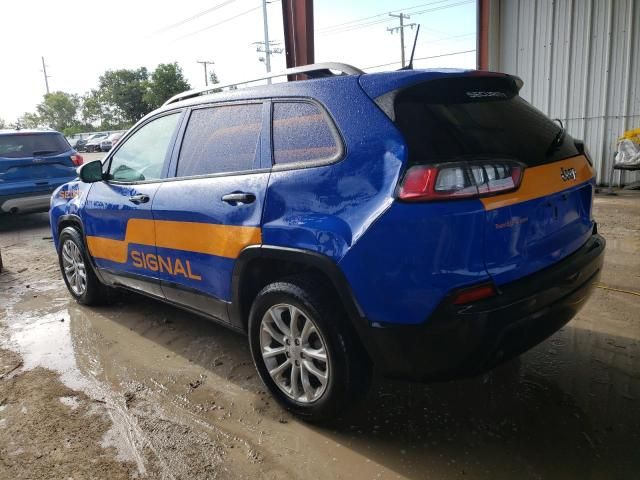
[259,303,330,403]
[61,239,87,296]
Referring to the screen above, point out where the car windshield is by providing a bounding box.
[0,133,70,158]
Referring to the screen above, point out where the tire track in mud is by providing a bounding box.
[0,238,291,479]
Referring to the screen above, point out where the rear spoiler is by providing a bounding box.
[371,72,524,121]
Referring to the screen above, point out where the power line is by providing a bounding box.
[176,5,262,40]
[153,0,238,34]
[317,0,449,33]
[362,48,476,70]
[317,0,474,37]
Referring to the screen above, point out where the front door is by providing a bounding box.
[151,103,269,324]
[83,111,183,297]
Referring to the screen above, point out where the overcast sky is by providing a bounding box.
[0,0,476,123]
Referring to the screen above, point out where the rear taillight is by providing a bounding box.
[398,160,523,202]
[452,283,497,305]
[71,154,83,166]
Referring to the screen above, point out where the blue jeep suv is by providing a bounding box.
[1,129,83,214]
[50,63,605,421]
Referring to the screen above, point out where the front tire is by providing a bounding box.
[57,227,114,305]
[248,274,371,422]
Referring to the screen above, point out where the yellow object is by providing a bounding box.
[480,155,594,211]
[619,128,640,144]
[86,219,261,264]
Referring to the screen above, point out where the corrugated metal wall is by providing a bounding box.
[489,0,640,185]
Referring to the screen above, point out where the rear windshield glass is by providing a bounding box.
[0,133,70,158]
[394,77,578,166]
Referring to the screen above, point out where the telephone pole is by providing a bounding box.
[387,13,417,68]
[41,56,50,94]
[196,60,215,86]
[262,0,272,83]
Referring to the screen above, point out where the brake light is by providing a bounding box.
[452,283,497,305]
[398,161,523,202]
[70,154,83,166]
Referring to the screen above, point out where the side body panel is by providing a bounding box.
[82,181,164,296]
[50,180,93,248]
[338,200,490,325]
[151,173,268,321]
[262,77,406,262]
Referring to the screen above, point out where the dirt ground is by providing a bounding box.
[0,189,638,480]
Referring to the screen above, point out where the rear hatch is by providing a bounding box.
[391,74,595,286]
[0,132,79,196]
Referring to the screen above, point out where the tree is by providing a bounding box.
[144,63,191,110]
[98,68,150,124]
[209,70,223,93]
[0,117,6,129]
[14,112,41,129]
[35,91,80,132]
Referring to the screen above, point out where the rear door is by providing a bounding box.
[83,111,183,296]
[393,76,595,286]
[0,132,77,196]
[153,102,268,325]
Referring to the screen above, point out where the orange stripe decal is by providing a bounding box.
[86,219,261,263]
[480,155,594,211]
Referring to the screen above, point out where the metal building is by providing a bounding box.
[478,0,640,185]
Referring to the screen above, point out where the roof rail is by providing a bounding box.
[162,62,364,106]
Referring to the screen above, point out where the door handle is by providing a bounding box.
[128,194,150,205]
[222,192,256,204]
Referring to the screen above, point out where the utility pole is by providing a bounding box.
[41,56,50,94]
[196,60,215,86]
[387,13,417,68]
[262,0,272,84]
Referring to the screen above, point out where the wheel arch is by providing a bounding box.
[231,246,374,357]
[57,214,84,234]
[57,214,108,285]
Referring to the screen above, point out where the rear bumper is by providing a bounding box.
[365,233,605,381]
[0,192,52,214]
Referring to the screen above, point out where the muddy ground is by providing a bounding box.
[0,190,638,479]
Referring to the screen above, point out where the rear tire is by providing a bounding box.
[57,227,115,305]
[248,274,371,422]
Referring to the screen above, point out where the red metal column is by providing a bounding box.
[282,0,314,78]
[477,0,490,70]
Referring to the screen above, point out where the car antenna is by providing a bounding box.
[400,24,421,70]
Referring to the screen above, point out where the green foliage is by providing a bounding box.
[9,61,190,135]
[36,91,80,132]
[144,63,191,110]
[98,68,150,124]
[209,70,223,93]
[15,112,42,129]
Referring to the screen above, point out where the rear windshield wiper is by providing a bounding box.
[546,119,566,155]
[32,150,58,157]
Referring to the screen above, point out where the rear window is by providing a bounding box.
[177,104,262,177]
[394,77,579,166]
[272,102,340,165]
[0,133,70,159]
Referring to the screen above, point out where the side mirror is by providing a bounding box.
[78,160,105,183]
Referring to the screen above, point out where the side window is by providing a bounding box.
[176,104,262,177]
[272,102,339,165]
[108,113,181,182]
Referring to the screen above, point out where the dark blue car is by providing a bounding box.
[0,129,83,214]
[49,63,605,421]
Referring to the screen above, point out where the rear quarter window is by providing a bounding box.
[0,133,70,158]
[272,102,340,165]
[177,104,262,177]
